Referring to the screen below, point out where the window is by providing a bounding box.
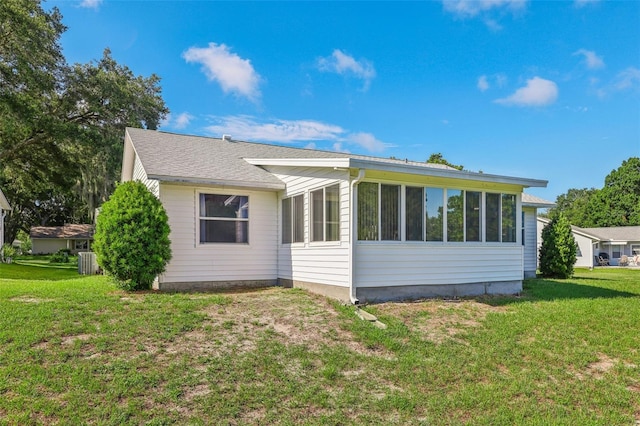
[486,193,500,242]
[612,245,622,259]
[282,194,304,244]
[501,194,517,243]
[405,187,424,241]
[199,194,248,243]
[358,182,379,240]
[447,189,463,242]
[75,240,88,250]
[381,184,400,240]
[465,191,481,242]
[425,187,444,242]
[311,184,340,242]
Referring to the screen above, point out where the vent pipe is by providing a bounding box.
[222,134,232,142]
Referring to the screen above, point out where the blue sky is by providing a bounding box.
[48,0,639,201]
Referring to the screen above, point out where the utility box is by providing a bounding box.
[78,252,98,275]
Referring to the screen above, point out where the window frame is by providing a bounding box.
[282,194,304,244]
[197,192,249,245]
[310,183,341,243]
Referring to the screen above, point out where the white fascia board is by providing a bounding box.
[243,158,351,168]
[147,174,285,191]
[523,202,556,208]
[347,158,548,188]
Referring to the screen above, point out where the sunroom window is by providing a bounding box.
[425,187,444,242]
[282,194,304,244]
[405,186,424,241]
[199,194,248,243]
[501,194,517,243]
[447,189,463,242]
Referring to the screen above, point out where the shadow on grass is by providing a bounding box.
[0,262,80,281]
[479,278,639,306]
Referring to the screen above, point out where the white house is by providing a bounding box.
[0,188,10,249]
[121,128,549,303]
[537,217,640,267]
[31,224,94,255]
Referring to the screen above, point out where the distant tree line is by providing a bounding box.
[1,0,168,244]
[547,157,640,227]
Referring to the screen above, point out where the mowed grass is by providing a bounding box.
[0,266,639,424]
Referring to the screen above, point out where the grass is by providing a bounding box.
[0,266,638,424]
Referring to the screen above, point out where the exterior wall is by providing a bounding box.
[157,183,279,288]
[574,233,595,267]
[265,166,351,289]
[523,207,537,278]
[599,242,640,266]
[355,244,523,293]
[133,154,159,197]
[32,239,68,254]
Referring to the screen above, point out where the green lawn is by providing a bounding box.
[0,267,638,424]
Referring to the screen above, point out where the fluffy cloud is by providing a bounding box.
[495,77,558,106]
[442,0,527,17]
[160,112,194,130]
[203,115,391,153]
[573,49,605,70]
[79,0,102,9]
[183,43,261,102]
[317,49,376,91]
[613,67,640,91]
[477,75,490,92]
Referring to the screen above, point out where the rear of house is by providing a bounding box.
[31,224,94,255]
[121,128,548,302]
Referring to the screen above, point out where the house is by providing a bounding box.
[522,194,555,277]
[30,224,94,255]
[0,188,10,248]
[537,218,640,267]
[121,127,549,303]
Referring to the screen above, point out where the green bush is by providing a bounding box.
[1,244,17,262]
[539,214,578,278]
[93,181,172,291]
[50,249,70,263]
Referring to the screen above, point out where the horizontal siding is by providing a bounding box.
[267,166,351,288]
[133,154,159,197]
[159,183,278,283]
[523,207,537,273]
[355,244,524,287]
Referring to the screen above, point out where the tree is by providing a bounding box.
[548,188,598,227]
[426,153,464,170]
[1,0,168,245]
[539,214,577,279]
[93,181,172,291]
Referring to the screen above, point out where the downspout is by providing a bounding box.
[349,169,366,305]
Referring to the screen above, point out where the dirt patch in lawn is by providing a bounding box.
[374,299,509,344]
[10,296,54,304]
[161,287,392,361]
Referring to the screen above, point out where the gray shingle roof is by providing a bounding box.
[31,224,94,239]
[522,193,555,207]
[126,128,456,187]
[578,226,640,242]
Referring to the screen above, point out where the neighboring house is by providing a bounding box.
[537,218,640,267]
[0,188,10,248]
[31,224,94,255]
[121,128,549,303]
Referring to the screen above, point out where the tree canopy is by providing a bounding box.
[0,0,168,244]
[426,153,464,170]
[548,157,640,227]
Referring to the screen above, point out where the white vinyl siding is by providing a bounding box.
[158,183,278,284]
[133,154,159,198]
[265,166,351,288]
[522,207,537,275]
[355,244,524,288]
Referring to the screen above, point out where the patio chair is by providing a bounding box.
[597,254,610,266]
[619,255,629,267]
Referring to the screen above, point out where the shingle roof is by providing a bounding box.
[126,127,456,187]
[578,226,640,242]
[30,224,94,239]
[522,193,555,207]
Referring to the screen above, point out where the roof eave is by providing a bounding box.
[147,175,285,191]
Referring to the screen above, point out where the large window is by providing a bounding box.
[447,189,463,242]
[358,182,379,241]
[311,184,340,242]
[501,194,517,243]
[425,187,444,241]
[199,194,248,243]
[406,187,424,241]
[465,191,481,242]
[381,184,400,240]
[486,193,500,242]
[282,194,304,244]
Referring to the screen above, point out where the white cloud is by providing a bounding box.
[573,49,605,70]
[203,115,391,153]
[205,116,344,143]
[174,112,194,129]
[495,76,558,107]
[574,0,599,8]
[613,67,640,91]
[317,49,376,91]
[442,0,527,17]
[477,75,490,92]
[79,0,102,9]
[347,132,387,153]
[183,43,261,102]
